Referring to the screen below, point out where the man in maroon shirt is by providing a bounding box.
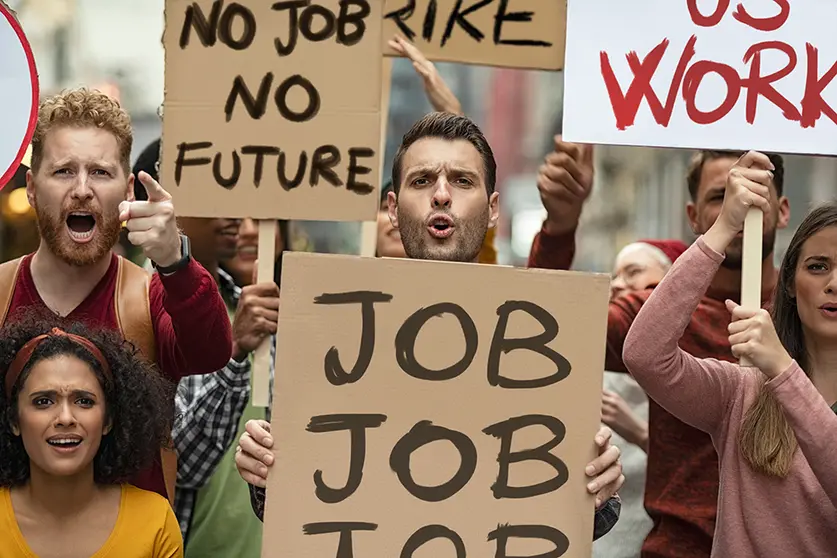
[527,139,790,558]
[6,89,232,500]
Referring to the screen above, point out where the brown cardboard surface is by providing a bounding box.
[161,0,383,220]
[263,252,609,557]
[383,0,566,70]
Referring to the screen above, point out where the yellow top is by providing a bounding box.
[0,484,183,558]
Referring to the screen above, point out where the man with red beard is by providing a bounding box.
[0,88,232,503]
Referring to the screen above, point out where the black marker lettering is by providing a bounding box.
[487,301,571,389]
[225,73,274,122]
[310,145,343,187]
[401,525,466,558]
[395,302,477,381]
[313,291,393,385]
[174,141,212,185]
[307,414,387,503]
[180,0,223,48]
[494,0,552,47]
[218,2,256,50]
[300,3,336,41]
[390,421,477,502]
[383,0,417,41]
[483,415,568,499]
[488,524,570,558]
[303,522,377,558]
[212,151,241,189]
[272,0,308,56]
[241,145,280,187]
[275,74,321,122]
[346,147,375,194]
[277,150,308,190]
[422,0,438,41]
[441,0,492,47]
[337,0,371,46]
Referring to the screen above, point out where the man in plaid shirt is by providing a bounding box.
[133,140,281,550]
[234,112,624,543]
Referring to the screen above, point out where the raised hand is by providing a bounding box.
[537,136,594,236]
[389,35,463,116]
[119,171,181,267]
[704,151,774,253]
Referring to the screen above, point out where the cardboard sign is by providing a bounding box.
[563,0,837,156]
[0,1,37,187]
[383,0,566,70]
[263,252,609,557]
[161,0,383,221]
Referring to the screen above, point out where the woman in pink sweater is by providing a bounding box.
[623,150,837,557]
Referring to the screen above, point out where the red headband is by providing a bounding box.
[4,328,112,396]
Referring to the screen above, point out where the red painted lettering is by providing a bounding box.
[741,41,800,123]
[683,61,741,124]
[732,0,790,32]
[600,36,697,130]
[800,44,837,128]
[686,0,729,27]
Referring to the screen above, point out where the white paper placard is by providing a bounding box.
[0,2,38,186]
[563,0,837,155]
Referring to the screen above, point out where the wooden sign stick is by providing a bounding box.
[739,207,763,367]
[252,219,277,407]
[360,58,394,258]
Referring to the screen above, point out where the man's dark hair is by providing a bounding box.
[391,112,496,195]
[0,313,175,487]
[686,150,785,201]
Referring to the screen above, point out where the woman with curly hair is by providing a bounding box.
[0,316,183,557]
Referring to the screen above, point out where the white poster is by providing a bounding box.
[563,0,837,155]
[0,1,37,186]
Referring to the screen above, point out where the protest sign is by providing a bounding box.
[161,0,384,221]
[0,0,38,188]
[383,0,566,70]
[263,252,609,557]
[563,0,837,156]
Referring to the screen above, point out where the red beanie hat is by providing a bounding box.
[636,239,688,265]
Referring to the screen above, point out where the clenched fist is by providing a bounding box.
[232,282,280,362]
[537,137,595,235]
[119,171,181,268]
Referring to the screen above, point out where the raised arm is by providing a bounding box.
[121,170,233,379]
[623,150,776,435]
[527,138,593,270]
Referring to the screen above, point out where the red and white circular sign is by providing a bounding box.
[0,2,38,188]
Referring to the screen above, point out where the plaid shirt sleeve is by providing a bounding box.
[593,494,621,540]
[173,358,252,490]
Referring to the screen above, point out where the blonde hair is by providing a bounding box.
[30,88,133,176]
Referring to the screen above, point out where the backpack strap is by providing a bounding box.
[114,257,177,507]
[0,257,23,327]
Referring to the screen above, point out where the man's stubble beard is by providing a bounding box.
[719,228,777,270]
[36,204,121,267]
[397,207,488,263]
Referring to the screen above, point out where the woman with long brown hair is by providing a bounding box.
[623,150,837,557]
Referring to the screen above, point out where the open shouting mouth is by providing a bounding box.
[47,434,83,454]
[66,212,97,244]
[427,214,455,240]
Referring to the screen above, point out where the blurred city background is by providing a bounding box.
[4,0,835,270]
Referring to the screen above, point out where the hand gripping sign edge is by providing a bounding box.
[0,2,38,189]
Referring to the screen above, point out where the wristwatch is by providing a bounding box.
[153,234,191,274]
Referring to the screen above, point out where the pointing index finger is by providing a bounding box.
[138,171,172,203]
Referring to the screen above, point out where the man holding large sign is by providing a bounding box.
[236,113,625,555]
